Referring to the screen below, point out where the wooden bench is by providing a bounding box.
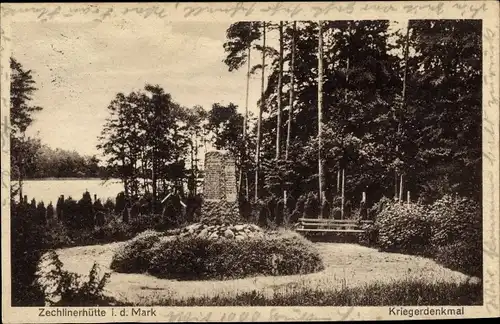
[294,218,374,235]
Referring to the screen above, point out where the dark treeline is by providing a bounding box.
[222,19,481,209]
[12,139,108,179]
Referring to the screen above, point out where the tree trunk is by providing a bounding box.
[396,22,410,200]
[151,148,156,213]
[284,21,296,203]
[194,132,198,195]
[341,169,345,219]
[276,21,284,161]
[255,21,266,201]
[317,21,325,204]
[240,46,251,200]
[399,174,404,203]
[285,21,296,161]
[18,165,23,203]
[337,170,340,194]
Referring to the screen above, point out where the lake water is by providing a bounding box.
[20,178,124,204]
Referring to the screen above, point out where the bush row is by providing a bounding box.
[361,194,482,277]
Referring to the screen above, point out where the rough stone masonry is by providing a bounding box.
[203,150,237,202]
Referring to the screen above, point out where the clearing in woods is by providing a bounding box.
[41,241,472,305]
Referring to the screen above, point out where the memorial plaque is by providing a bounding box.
[203,150,237,202]
[224,157,237,202]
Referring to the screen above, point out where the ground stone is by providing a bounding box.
[224,229,235,239]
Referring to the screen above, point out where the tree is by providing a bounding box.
[99,85,200,212]
[255,22,267,200]
[317,21,325,204]
[275,21,284,161]
[206,103,245,180]
[10,58,43,200]
[221,19,481,209]
[285,21,297,161]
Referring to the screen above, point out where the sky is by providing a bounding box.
[12,20,267,157]
[12,20,404,158]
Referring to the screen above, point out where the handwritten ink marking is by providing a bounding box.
[235,311,260,322]
[403,2,444,16]
[260,2,302,18]
[122,6,167,19]
[339,307,355,321]
[484,268,500,312]
[1,115,11,153]
[312,2,355,18]
[361,3,397,13]
[181,2,256,18]
[269,308,334,321]
[163,311,214,322]
[2,6,63,21]
[1,5,117,21]
[482,27,499,272]
[482,24,499,314]
[1,168,10,191]
[453,2,488,19]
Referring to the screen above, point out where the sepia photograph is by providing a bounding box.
[1,1,499,322]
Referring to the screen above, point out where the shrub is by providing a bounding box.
[43,220,73,249]
[90,218,133,244]
[39,251,111,306]
[62,196,79,229]
[359,201,368,220]
[11,200,46,306]
[427,195,482,277]
[332,207,341,219]
[46,202,55,220]
[303,192,320,218]
[358,222,379,247]
[428,195,481,247]
[110,230,164,273]
[37,201,47,225]
[369,196,391,220]
[56,196,64,220]
[321,199,330,219]
[434,242,482,278]
[134,230,324,280]
[103,198,115,213]
[376,202,431,254]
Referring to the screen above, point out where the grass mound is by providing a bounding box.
[110,230,164,273]
[111,228,324,280]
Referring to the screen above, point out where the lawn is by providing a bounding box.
[37,240,478,306]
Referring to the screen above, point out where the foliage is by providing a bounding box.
[376,201,431,253]
[114,230,324,280]
[110,230,164,273]
[23,144,106,179]
[98,85,207,209]
[39,251,111,306]
[428,194,481,247]
[369,196,392,220]
[10,200,46,306]
[358,222,379,247]
[10,57,43,135]
[427,194,482,278]
[434,242,482,278]
[221,20,481,210]
[223,21,262,72]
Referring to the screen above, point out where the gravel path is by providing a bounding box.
[40,241,472,305]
